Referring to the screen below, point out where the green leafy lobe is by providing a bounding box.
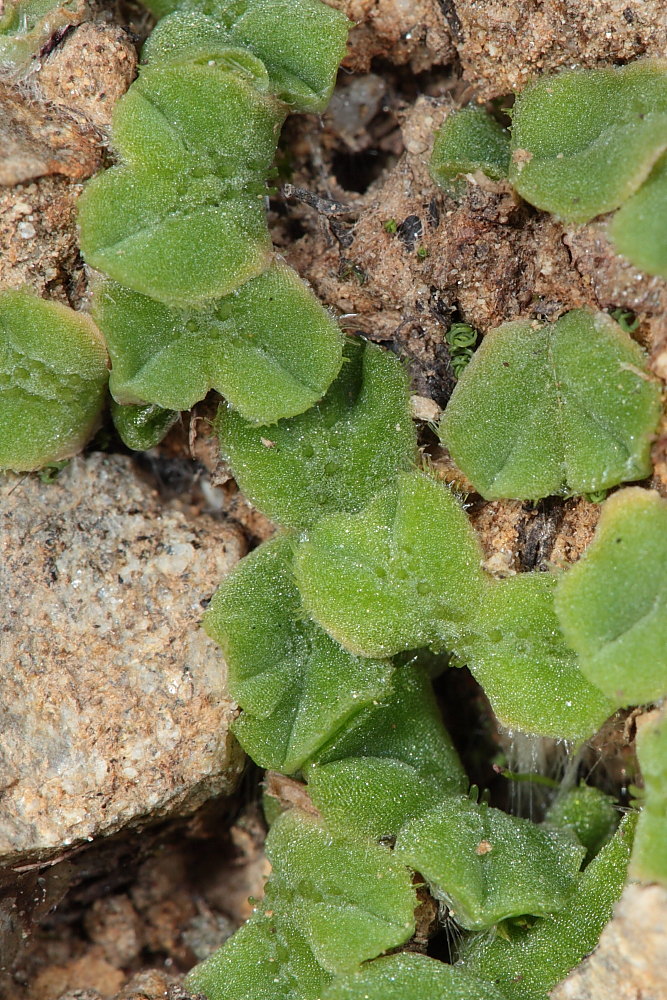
[144,0,351,112]
[321,952,508,1000]
[611,152,667,278]
[313,659,467,791]
[0,289,108,472]
[460,813,636,1000]
[555,488,667,706]
[509,60,667,224]
[440,309,661,501]
[110,400,179,451]
[395,796,584,931]
[266,809,416,974]
[546,785,619,865]
[430,106,510,185]
[456,573,616,742]
[187,808,416,998]
[204,535,393,774]
[78,57,285,307]
[217,338,416,526]
[93,263,343,424]
[295,472,486,657]
[631,708,667,886]
[184,913,329,1000]
[308,757,455,843]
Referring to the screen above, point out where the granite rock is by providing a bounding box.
[0,453,246,866]
[551,882,667,1000]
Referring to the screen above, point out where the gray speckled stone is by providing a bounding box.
[551,882,667,1000]
[0,453,246,865]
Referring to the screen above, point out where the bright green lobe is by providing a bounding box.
[457,573,616,741]
[308,757,456,842]
[143,0,351,112]
[439,309,661,501]
[0,290,109,472]
[187,809,416,998]
[295,472,486,658]
[631,709,667,886]
[546,785,619,865]
[110,400,179,451]
[204,536,394,774]
[93,263,343,424]
[611,151,667,278]
[313,660,467,792]
[509,60,667,223]
[556,488,667,706]
[78,60,285,307]
[430,107,510,184]
[395,796,584,931]
[307,671,468,839]
[266,810,416,974]
[321,953,507,1000]
[185,913,329,1000]
[460,813,636,1000]
[217,338,416,527]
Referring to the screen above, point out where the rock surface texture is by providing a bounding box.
[550,882,667,1000]
[0,453,246,866]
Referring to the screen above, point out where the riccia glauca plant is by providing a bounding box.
[1,8,667,999]
[80,0,350,436]
[430,59,667,278]
[186,56,667,1000]
[0,0,351,468]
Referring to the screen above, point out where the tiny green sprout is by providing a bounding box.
[92,263,343,425]
[446,322,478,349]
[38,459,69,483]
[394,794,585,931]
[508,59,667,225]
[383,218,398,234]
[430,106,511,186]
[0,289,109,472]
[446,323,478,380]
[460,813,636,1000]
[450,349,474,379]
[439,309,661,501]
[584,489,608,504]
[555,488,667,706]
[321,953,507,1000]
[339,262,368,285]
[630,708,667,886]
[416,245,429,259]
[216,338,416,528]
[610,308,640,334]
[494,767,560,791]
